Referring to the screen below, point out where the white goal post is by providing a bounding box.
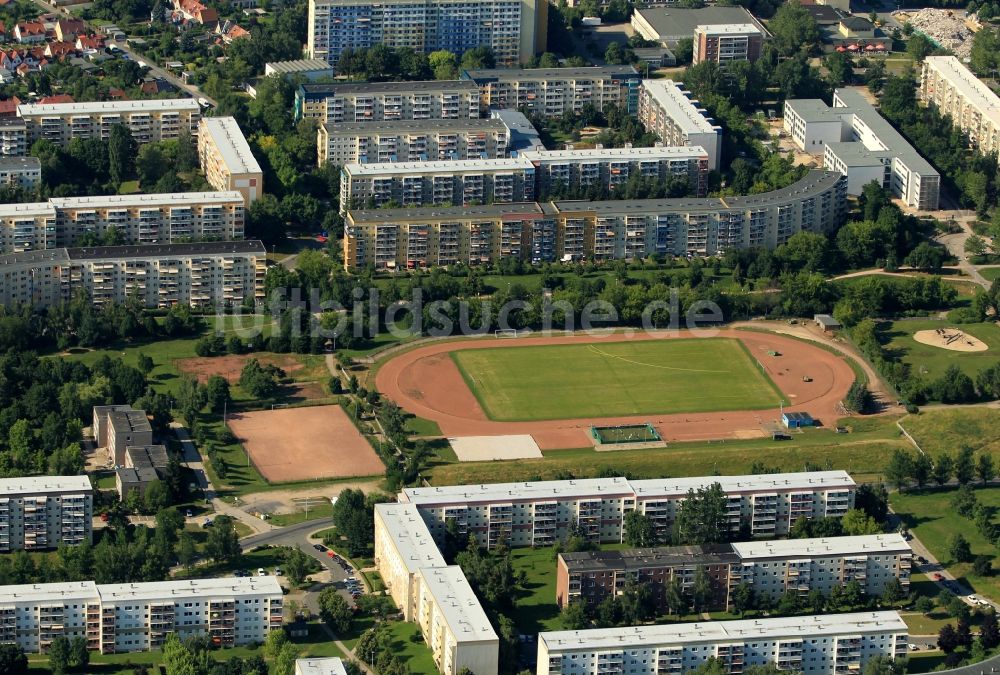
[495,329,519,338]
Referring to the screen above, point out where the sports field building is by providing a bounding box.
[537,612,909,675]
[399,471,856,549]
[557,533,912,609]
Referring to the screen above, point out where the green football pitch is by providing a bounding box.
[450,338,785,422]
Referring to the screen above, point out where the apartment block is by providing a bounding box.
[306,0,543,67]
[784,88,940,210]
[520,146,709,196]
[693,23,764,65]
[295,659,349,675]
[416,566,500,675]
[92,405,135,448]
[537,612,908,675]
[638,79,722,170]
[116,444,169,500]
[920,55,1000,156]
[103,407,153,467]
[556,534,911,610]
[0,156,40,190]
[318,118,510,167]
[339,158,536,214]
[295,81,481,123]
[0,202,56,254]
[343,170,846,268]
[198,117,263,206]
[462,66,641,117]
[399,471,856,550]
[16,99,201,146]
[0,476,92,551]
[374,503,446,621]
[0,118,27,156]
[0,241,267,309]
[0,577,282,654]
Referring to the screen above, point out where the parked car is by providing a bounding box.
[908,644,919,652]
[185,509,193,518]
[274,568,283,576]
[258,568,267,576]
[933,573,944,581]
[313,544,327,552]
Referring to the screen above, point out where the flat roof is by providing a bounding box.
[349,201,546,224]
[0,156,40,171]
[418,566,499,644]
[401,471,854,506]
[463,66,639,82]
[0,475,92,496]
[833,87,938,176]
[265,59,333,75]
[520,146,707,162]
[200,117,262,176]
[923,56,1000,130]
[17,98,199,116]
[785,98,846,124]
[108,409,152,434]
[295,658,348,675]
[65,240,267,260]
[374,503,446,573]
[695,23,762,35]
[0,581,99,604]
[491,109,544,154]
[50,191,244,209]
[0,201,55,217]
[561,544,739,573]
[0,248,69,267]
[299,80,477,98]
[126,444,169,470]
[344,157,534,176]
[824,141,891,167]
[98,576,282,602]
[553,170,844,216]
[640,79,719,135]
[322,118,507,135]
[733,534,909,560]
[540,611,907,651]
[634,6,768,41]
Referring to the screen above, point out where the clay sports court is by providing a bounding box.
[226,404,384,482]
[375,329,855,450]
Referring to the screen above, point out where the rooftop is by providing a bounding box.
[0,201,55,218]
[491,109,544,154]
[733,533,910,559]
[374,503,446,573]
[108,409,152,435]
[0,475,92,495]
[17,98,200,116]
[264,59,334,75]
[560,544,739,573]
[840,15,875,30]
[694,23,762,35]
[298,80,477,98]
[199,117,262,176]
[824,141,891,166]
[49,190,244,209]
[462,66,639,82]
[0,156,40,171]
[785,98,846,124]
[520,146,708,162]
[923,56,1000,130]
[125,444,169,470]
[418,566,499,644]
[343,157,535,176]
[349,201,547,224]
[540,611,907,651]
[65,240,267,260]
[322,118,507,135]
[98,576,282,602]
[0,581,99,604]
[633,6,768,41]
[294,658,349,675]
[640,79,720,135]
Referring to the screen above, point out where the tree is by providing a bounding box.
[938,623,958,653]
[205,515,241,564]
[460,46,495,70]
[966,234,988,258]
[47,637,70,675]
[768,2,820,56]
[672,483,728,545]
[911,453,932,487]
[906,33,935,62]
[561,600,589,630]
[69,638,89,672]
[881,577,905,605]
[284,547,312,586]
[429,50,458,80]
[974,555,993,577]
[956,446,976,485]
[177,530,197,568]
[0,644,28,675]
[862,656,905,675]
[978,453,996,486]
[914,596,935,615]
[623,511,656,547]
[318,587,354,633]
[108,124,137,187]
[136,352,154,376]
[841,509,883,535]
[933,453,954,486]
[843,578,864,608]
[980,609,1000,649]
[690,567,713,612]
[731,582,755,617]
[950,533,973,564]
[855,483,889,522]
[884,449,913,490]
[204,375,231,414]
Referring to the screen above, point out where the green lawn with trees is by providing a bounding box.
[881,319,1000,382]
[451,338,783,421]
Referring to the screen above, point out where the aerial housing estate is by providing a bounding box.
[638,79,722,170]
[919,55,1000,156]
[0,476,92,551]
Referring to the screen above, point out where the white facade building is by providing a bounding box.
[537,612,909,675]
[295,81,481,123]
[295,658,349,675]
[198,117,263,206]
[0,157,41,190]
[0,476,92,551]
[374,503,446,621]
[16,99,201,146]
[0,577,282,654]
[400,471,857,549]
[638,79,722,170]
[920,55,1000,157]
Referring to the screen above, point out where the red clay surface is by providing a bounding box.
[375,330,854,450]
[177,354,304,385]
[227,405,384,482]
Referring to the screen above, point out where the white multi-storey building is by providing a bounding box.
[295,81,481,123]
[0,119,27,157]
[295,658,349,675]
[0,577,282,654]
[0,157,41,190]
[374,503,446,621]
[537,612,909,675]
[198,117,263,206]
[16,99,201,146]
[318,118,510,167]
[0,202,57,254]
[0,241,267,309]
[0,476,92,551]
[920,55,1000,157]
[638,79,722,170]
[400,471,856,550]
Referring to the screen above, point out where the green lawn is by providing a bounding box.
[979,267,1000,282]
[428,415,909,485]
[891,486,1000,602]
[450,338,783,421]
[880,319,1000,382]
[900,408,1000,457]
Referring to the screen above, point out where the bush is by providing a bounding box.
[905,403,920,414]
[974,556,993,577]
[328,376,343,394]
[948,307,983,324]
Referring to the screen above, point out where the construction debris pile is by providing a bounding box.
[892,8,976,58]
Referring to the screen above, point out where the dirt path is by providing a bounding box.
[375,329,856,449]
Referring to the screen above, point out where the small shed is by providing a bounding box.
[782,412,815,429]
[814,314,841,332]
